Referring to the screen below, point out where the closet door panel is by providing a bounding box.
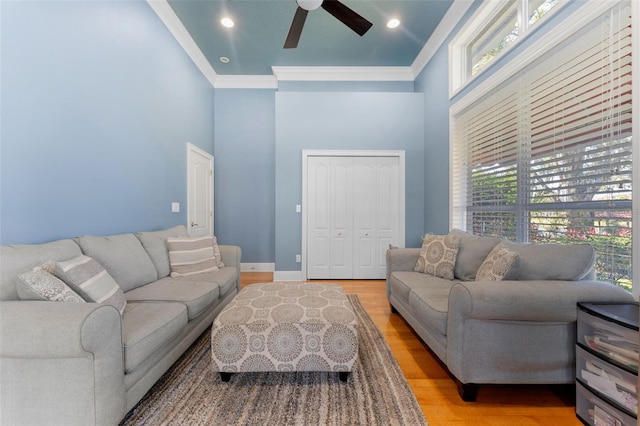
[329,157,353,279]
[307,157,331,278]
[375,157,400,276]
[353,157,378,279]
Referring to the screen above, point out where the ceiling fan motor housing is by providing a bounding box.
[297,0,323,11]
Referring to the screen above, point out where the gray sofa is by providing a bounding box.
[386,229,634,401]
[0,225,241,425]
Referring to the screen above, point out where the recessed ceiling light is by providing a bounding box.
[221,17,234,28]
[219,57,230,64]
[387,18,400,29]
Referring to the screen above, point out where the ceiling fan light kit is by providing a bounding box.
[297,0,323,11]
[284,0,373,49]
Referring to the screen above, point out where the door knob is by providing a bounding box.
[338,232,342,236]
[191,222,199,227]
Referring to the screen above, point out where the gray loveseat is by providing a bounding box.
[386,229,634,401]
[0,225,241,425]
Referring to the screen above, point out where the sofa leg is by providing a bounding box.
[338,372,350,382]
[457,382,477,402]
[390,304,398,314]
[220,372,233,382]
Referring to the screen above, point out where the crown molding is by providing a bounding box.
[214,75,278,89]
[149,0,470,86]
[271,66,414,82]
[410,0,475,79]
[147,0,218,87]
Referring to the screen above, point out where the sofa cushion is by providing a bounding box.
[0,239,82,301]
[414,234,460,280]
[408,282,453,336]
[476,244,520,281]
[55,255,127,314]
[501,241,596,281]
[176,267,239,298]
[122,301,188,373]
[135,225,188,279]
[125,278,219,321]
[17,266,85,303]
[75,234,158,292]
[167,237,220,277]
[449,229,501,281]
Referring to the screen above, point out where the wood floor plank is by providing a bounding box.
[240,274,581,425]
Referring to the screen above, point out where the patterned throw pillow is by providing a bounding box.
[55,255,127,314]
[414,234,461,280]
[211,236,225,268]
[167,236,220,277]
[17,261,85,303]
[476,244,520,281]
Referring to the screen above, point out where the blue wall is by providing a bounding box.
[0,1,215,244]
[214,89,276,262]
[275,92,424,272]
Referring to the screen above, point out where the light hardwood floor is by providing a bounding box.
[241,272,582,426]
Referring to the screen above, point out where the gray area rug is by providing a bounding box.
[120,294,428,425]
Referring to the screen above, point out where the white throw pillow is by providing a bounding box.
[167,236,220,277]
[55,255,126,314]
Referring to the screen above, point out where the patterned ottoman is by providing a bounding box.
[211,282,358,382]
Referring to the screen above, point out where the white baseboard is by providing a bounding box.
[273,271,304,281]
[240,263,275,272]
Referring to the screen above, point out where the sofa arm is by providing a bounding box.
[1,301,125,426]
[445,280,633,388]
[219,245,241,269]
[386,248,420,278]
[448,279,634,324]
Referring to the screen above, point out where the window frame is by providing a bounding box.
[449,0,566,98]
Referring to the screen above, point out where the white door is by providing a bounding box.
[187,143,213,237]
[306,154,401,279]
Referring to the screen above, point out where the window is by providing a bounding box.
[451,1,633,292]
[451,0,563,93]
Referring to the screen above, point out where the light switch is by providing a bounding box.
[295,204,301,213]
[172,202,180,213]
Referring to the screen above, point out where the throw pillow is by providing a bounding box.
[476,244,520,281]
[414,234,461,280]
[17,262,85,303]
[167,236,220,277]
[55,255,127,314]
[211,236,225,268]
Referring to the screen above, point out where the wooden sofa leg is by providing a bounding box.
[338,372,350,382]
[220,372,233,382]
[456,381,477,402]
[390,304,398,314]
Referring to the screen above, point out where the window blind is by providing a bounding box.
[452,1,633,288]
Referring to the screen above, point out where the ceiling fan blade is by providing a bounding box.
[284,6,308,49]
[321,0,372,37]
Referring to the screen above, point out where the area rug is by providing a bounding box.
[120,295,428,426]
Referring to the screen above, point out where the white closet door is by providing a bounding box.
[353,157,378,278]
[307,156,331,278]
[329,157,353,279]
[374,157,399,277]
[307,155,399,279]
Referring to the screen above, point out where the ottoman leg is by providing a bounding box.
[339,372,350,382]
[220,372,233,382]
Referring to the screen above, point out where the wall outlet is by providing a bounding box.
[171,202,180,213]
[295,254,301,263]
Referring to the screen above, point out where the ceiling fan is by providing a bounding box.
[284,0,373,49]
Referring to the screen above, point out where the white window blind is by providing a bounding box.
[452,1,633,289]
